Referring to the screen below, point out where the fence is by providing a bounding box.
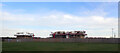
[3,38,120,43]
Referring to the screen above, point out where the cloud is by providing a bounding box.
[2,11,117,27]
[1,10,118,38]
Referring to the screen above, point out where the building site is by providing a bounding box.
[2,31,120,43]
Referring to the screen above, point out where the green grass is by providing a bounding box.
[2,42,119,51]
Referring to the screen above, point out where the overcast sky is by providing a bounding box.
[0,2,118,38]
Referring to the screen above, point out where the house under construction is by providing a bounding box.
[50,31,87,38]
[14,32,35,39]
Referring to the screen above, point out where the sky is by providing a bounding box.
[0,2,118,38]
[2,0,119,2]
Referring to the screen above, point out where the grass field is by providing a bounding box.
[2,42,119,51]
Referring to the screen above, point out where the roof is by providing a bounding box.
[14,32,34,36]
